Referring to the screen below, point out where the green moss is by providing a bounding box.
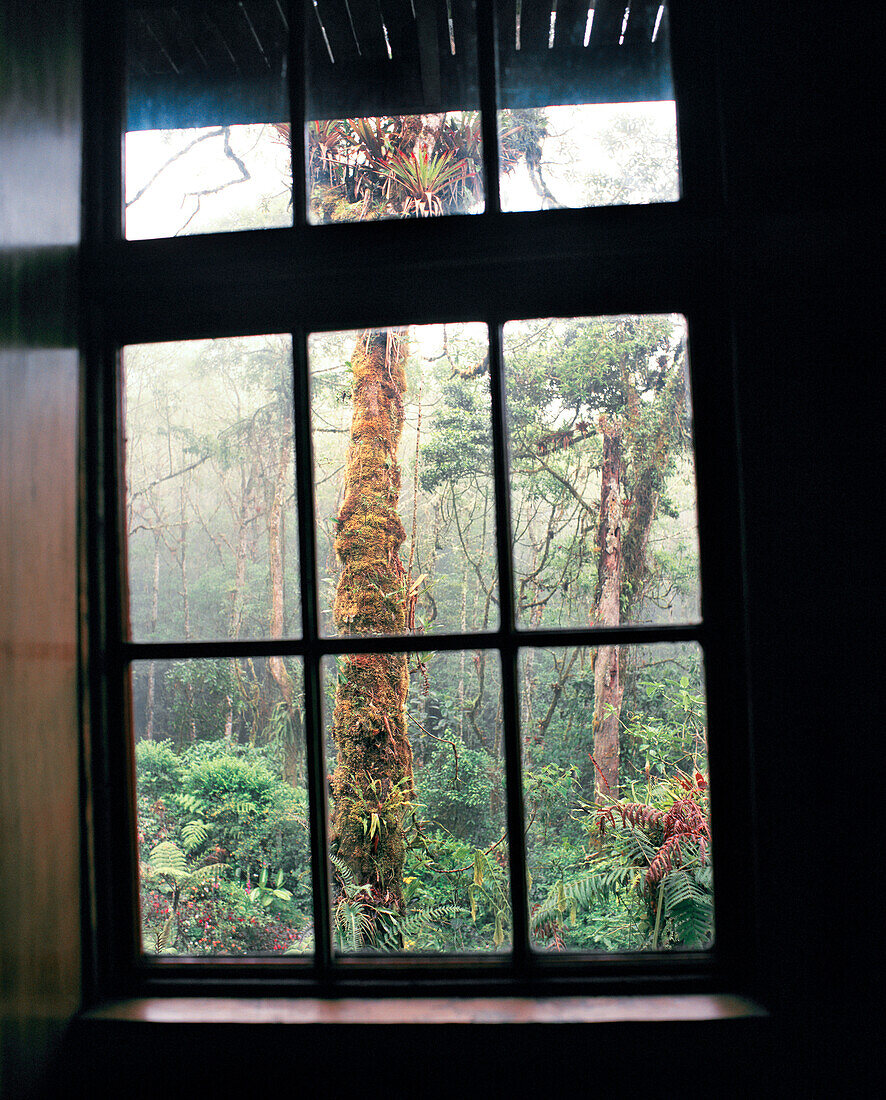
[328,332,414,922]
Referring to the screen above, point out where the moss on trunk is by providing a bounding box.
[330,331,414,920]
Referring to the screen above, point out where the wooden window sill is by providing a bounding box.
[82,992,765,1025]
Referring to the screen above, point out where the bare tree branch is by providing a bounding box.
[126,127,225,208]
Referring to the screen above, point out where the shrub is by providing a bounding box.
[135,738,182,798]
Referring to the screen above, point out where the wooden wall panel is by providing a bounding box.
[0,2,83,1096]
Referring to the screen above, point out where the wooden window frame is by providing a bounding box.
[80,0,757,1001]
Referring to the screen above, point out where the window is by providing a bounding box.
[83,0,751,994]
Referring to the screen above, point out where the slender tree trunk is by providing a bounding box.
[592,420,625,800]
[330,330,414,920]
[265,430,303,786]
[458,566,467,740]
[228,463,255,640]
[224,696,234,748]
[178,478,191,640]
[145,531,161,741]
[177,475,196,744]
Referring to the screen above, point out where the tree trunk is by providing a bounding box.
[227,462,255,640]
[592,420,624,800]
[265,431,303,786]
[145,531,161,741]
[330,330,414,921]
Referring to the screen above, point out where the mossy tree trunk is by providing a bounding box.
[330,330,415,923]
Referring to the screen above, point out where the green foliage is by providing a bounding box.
[418,736,500,844]
[530,769,714,952]
[163,661,240,746]
[621,664,707,782]
[134,739,182,797]
[421,376,492,493]
[136,737,311,956]
[245,867,294,918]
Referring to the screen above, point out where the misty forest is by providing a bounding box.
[125,107,712,957]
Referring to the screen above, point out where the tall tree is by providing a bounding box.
[329,330,415,925]
[505,316,692,798]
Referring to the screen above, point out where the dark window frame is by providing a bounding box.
[80,0,757,1001]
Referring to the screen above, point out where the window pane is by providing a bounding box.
[496,2,680,209]
[309,324,497,638]
[323,650,510,955]
[125,1,291,238]
[133,657,313,957]
[305,0,485,222]
[504,314,699,629]
[123,334,300,642]
[520,642,713,952]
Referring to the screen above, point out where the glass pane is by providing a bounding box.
[134,657,313,957]
[322,650,510,954]
[309,324,497,637]
[520,643,713,952]
[305,0,484,221]
[125,1,291,238]
[123,334,300,641]
[504,314,699,629]
[496,2,680,209]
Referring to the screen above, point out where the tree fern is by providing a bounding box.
[148,840,189,877]
[181,819,210,853]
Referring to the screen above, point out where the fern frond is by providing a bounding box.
[329,852,357,890]
[184,861,224,888]
[668,893,714,947]
[173,793,206,816]
[398,905,456,938]
[531,870,605,933]
[153,914,176,953]
[148,841,189,877]
[335,898,374,950]
[181,819,210,853]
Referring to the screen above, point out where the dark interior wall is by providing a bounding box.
[0,1,877,1095]
[714,3,877,1087]
[0,1,83,1096]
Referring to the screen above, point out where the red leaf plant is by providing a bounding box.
[597,770,711,892]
